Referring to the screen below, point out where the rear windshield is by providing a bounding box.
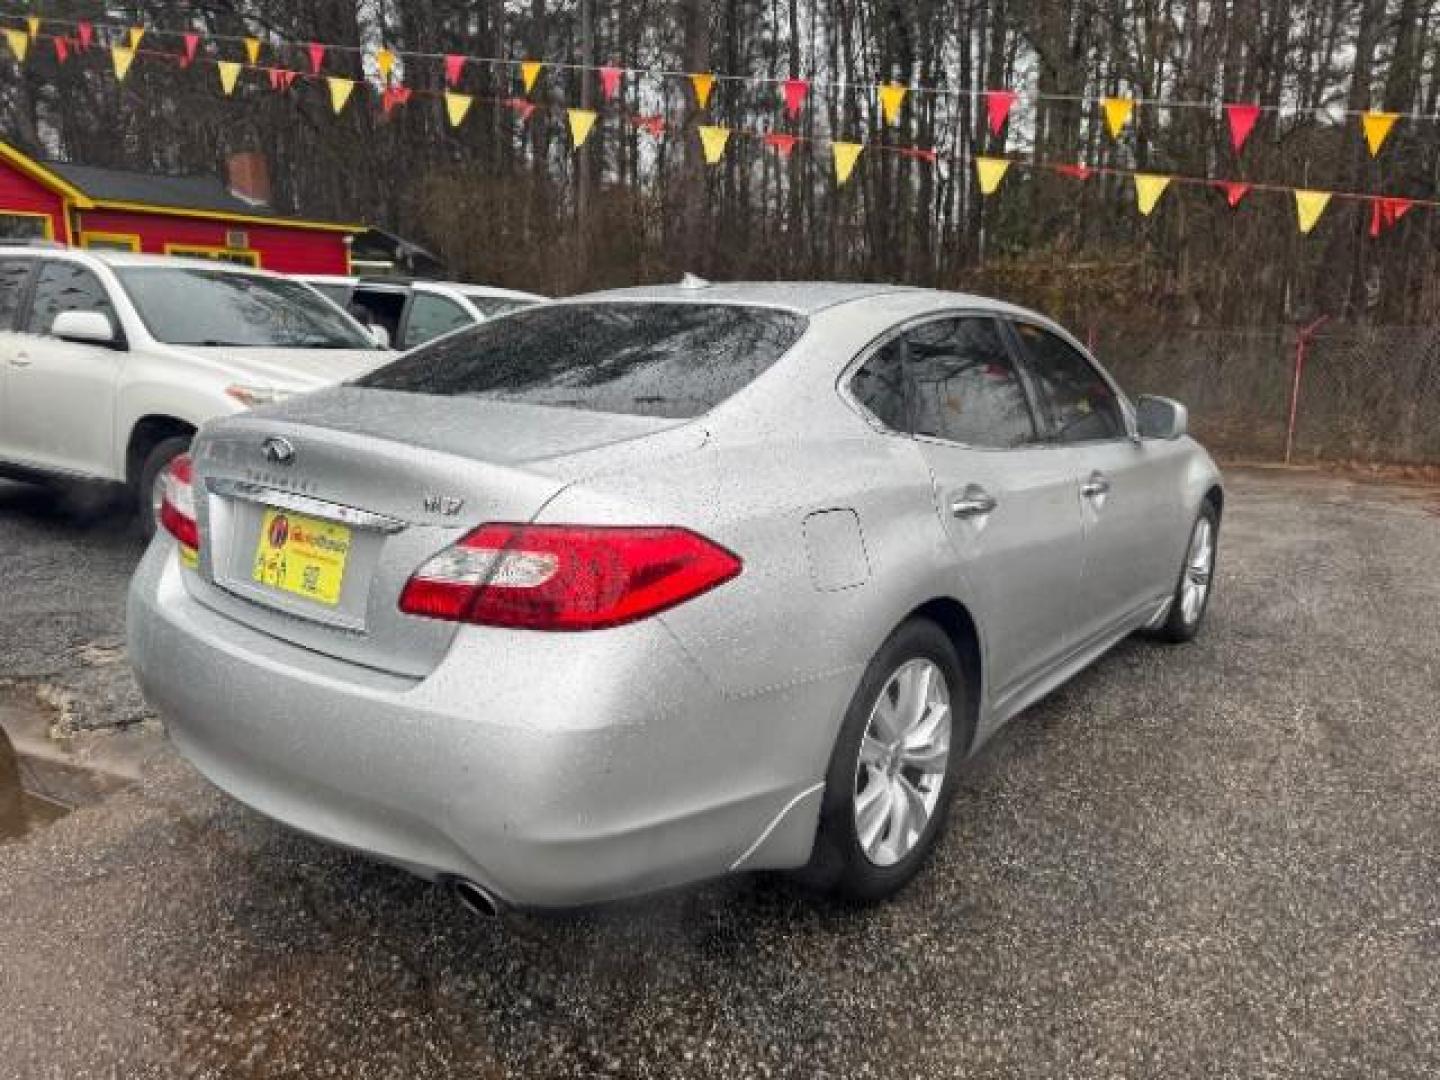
[355,302,807,419]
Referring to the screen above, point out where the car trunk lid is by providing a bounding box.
[182,387,691,677]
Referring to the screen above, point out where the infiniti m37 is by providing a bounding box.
[127,282,1221,909]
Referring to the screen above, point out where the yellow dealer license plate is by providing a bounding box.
[252,509,352,606]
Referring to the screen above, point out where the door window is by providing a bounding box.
[905,318,1037,447]
[848,337,908,431]
[402,293,473,348]
[0,259,33,329]
[1011,322,1126,442]
[26,262,118,337]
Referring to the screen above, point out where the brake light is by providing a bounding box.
[158,453,200,555]
[399,524,742,631]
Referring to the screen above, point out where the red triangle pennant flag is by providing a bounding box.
[1218,181,1251,208]
[1370,197,1414,237]
[76,21,92,50]
[599,65,622,100]
[508,97,536,123]
[1056,163,1092,180]
[181,32,199,67]
[1225,103,1260,153]
[268,68,299,92]
[782,78,809,119]
[631,114,665,138]
[53,36,68,63]
[764,132,798,157]
[381,85,412,115]
[984,90,1017,136]
[307,42,325,75]
[444,53,465,86]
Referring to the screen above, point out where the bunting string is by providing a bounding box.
[3,5,1440,132]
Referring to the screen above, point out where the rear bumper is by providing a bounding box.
[127,540,842,907]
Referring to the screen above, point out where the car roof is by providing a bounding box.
[564,280,1030,317]
[0,246,278,275]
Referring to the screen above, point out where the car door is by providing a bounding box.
[851,315,1086,704]
[1007,319,1182,646]
[1,259,123,477]
[0,256,37,465]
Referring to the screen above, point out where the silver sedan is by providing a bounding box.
[127,281,1222,911]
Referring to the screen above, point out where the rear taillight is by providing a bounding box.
[399,524,742,631]
[158,453,200,556]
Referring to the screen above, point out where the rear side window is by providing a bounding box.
[1011,322,1127,442]
[26,262,117,336]
[402,293,471,348]
[849,338,907,431]
[0,259,32,329]
[906,318,1037,447]
[358,302,808,420]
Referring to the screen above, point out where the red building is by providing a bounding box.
[0,141,359,273]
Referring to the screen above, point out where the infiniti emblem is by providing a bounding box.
[261,436,296,466]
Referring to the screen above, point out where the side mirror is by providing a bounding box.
[1135,395,1188,440]
[52,310,118,348]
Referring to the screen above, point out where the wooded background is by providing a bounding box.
[3,0,1440,334]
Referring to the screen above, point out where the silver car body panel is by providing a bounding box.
[128,282,1222,906]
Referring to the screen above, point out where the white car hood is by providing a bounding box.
[178,346,387,389]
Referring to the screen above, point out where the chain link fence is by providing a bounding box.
[1092,323,1440,465]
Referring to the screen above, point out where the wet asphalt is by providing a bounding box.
[0,468,1438,1079]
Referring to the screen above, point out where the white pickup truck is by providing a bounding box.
[0,246,385,534]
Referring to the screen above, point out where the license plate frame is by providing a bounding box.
[251,508,353,607]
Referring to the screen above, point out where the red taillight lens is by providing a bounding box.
[399,524,742,631]
[158,453,200,553]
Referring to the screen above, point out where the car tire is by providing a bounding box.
[135,435,192,541]
[1154,501,1219,644]
[804,618,971,903]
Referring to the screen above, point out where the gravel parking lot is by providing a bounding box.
[1,467,1438,1079]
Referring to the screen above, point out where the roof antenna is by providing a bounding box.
[678,272,710,289]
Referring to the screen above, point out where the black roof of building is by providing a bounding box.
[45,159,282,217]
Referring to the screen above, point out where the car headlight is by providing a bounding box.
[224,384,294,408]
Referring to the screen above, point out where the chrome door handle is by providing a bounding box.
[951,487,998,518]
[1081,473,1111,499]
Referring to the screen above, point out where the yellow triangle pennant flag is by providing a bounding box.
[327,76,355,115]
[568,108,598,148]
[25,16,39,39]
[690,72,715,109]
[1294,189,1332,234]
[1103,97,1133,139]
[1362,111,1398,157]
[111,45,135,81]
[1134,173,1171,215]
[520,59,542,94]
[244,37,261,65]
[217,60,241,95]
[444,91,472,128]
[975,156,1011,196]
[832,141,863,185]
[698,125,730,164]
[128,27,144,50]
[879,83,907,125]
[375,47,395,81]
[4,28,28,62]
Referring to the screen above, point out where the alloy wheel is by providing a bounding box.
[1180,517,1214,625]
[852,658,952,867]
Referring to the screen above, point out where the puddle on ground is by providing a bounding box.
[0,686,138,843]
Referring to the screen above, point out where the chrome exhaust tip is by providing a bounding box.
[451,877,501,917]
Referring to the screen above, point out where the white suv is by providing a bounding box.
[0,246,385,534]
